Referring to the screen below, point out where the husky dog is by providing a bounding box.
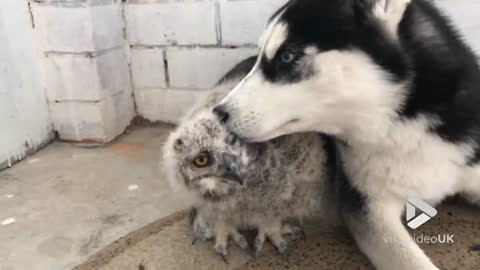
[163,57,335,258]
[214,0,480,269]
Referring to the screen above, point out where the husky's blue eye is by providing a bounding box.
[280,51,296,63]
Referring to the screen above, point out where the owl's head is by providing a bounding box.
[163,110,261,202]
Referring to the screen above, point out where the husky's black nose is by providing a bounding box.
[213,105,229,123]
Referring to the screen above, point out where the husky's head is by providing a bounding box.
[214,0,413,142]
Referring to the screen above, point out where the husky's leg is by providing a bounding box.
[462,175,480,206]
[460,166,480,206]
[343,199,439,270]
[463,190,480,206]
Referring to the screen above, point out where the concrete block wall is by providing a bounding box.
[31,0,135,143]
[125,0,288,124]
[124,0,480,125]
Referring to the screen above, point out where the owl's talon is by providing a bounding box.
[215,245,229,264]
[192,235,207,245]
[236,235,248,249]
[215,245,228,257]
[219,255,228,264]
[277,241,288,254]
[300,230,307,241]
[251,249,260,259]
[282,224,306,241]
[252,237,264,257]
[292,226,306,241]
[192,229,209,245]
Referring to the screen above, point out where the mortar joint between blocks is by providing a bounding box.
[162,49,170,88]
[215,0,223,46]
[121,1,128,41]
[27,2,36,28]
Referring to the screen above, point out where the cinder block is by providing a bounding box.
[99,90,135,141]
[32,0,112,4]
[45,47,131,101]
[167,47,256,89]
[91,4,125,48]
[220,0,288,45]
[50,101,106,141]
[45,55,101,101]
[131,48,166,89]
[96,48,132,99]
[33,3,124,52]
[33,0,114,5]
[33,0,85,3]
[50,90,134,142]
[135,88,208,124]
[125,1,217,46]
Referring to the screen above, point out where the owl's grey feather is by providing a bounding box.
[163,57,334,256]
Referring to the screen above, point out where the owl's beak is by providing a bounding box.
[222,153,243,185]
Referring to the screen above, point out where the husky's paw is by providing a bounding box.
[373,0,411,16]
[371,0,411,36]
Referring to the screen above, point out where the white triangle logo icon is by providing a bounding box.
[406,198,437,229]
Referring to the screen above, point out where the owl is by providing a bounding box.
[162,57,334,258]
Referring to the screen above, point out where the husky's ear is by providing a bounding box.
[355,0,411,36]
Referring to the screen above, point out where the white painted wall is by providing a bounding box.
[0,0,53,168]
[437,0,480,56]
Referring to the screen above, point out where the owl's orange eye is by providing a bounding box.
[193,153,211,168]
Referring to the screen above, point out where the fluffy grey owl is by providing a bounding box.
[163,57,334,258]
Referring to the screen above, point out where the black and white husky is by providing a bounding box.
[213,0,480,269]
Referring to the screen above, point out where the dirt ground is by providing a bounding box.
[75,202,480,270]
